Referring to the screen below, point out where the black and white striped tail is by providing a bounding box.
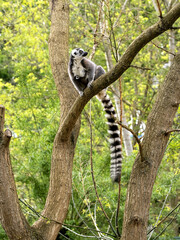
[97,90,122,183]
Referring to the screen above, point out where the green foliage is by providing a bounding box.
[0,0,180,239]
[0,0,59,228]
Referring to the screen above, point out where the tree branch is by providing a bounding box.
[116,120,144,161]
[165,129,180,135]
[121,51,180,240]
[151,40,176,56]
[58,3,180,141]
[0,105,39,240]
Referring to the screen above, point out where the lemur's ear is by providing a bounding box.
[82,51,88,57]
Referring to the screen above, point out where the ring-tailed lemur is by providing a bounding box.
[68,48,122,183]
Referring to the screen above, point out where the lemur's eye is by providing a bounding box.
[74,52,77,55]
[79,50,83,54]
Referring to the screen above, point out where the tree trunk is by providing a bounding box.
[0,2,180,240]
[1,1,81,240]
[0,106,43,240]
[121,53,180,240]
[32,1,81,239]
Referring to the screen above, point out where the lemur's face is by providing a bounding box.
[71,48,88,59]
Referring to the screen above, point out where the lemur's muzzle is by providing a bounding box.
[82,51,88,56]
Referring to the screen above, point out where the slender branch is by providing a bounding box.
[69,0,94,32]
[58,231,71,240]
[71,189,97,238]
[62,225,104,239]
[152,211,179,240]
[113,0,129,28]
[20,198,116,238]
[119,78,123,143]
[148,181,173,240]
[165,129,180,135]
[116,119,144,161]
[108,4,118,62]
[89,0,104,61]
[156,0,163,18]
[79,163,102,238]
[151,41,176,56]
[147,202,180,235]
[130,65,152,71]
[171,26,180,29]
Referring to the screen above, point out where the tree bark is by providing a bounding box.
[32,1,81,239]
[0,2,180,240]
[121,53,180,240]
[0,106,43,240]
[57,3,180,141]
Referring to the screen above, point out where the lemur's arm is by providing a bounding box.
[81,58,96,88]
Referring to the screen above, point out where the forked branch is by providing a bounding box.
[58,3,180,142]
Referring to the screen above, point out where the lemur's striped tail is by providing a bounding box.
[97,89,122,183]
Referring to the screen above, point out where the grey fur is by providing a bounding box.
[68,48,105,96]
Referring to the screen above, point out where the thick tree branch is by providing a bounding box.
[0,106,42,240]
[59,3,180,141]
[121,52,180,239]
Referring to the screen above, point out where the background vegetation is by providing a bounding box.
[0,0,179,239]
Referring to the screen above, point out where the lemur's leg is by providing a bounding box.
[87,65,105,88]
[87,67,95,88]
[94,66,105,80]
[73,77,86,96]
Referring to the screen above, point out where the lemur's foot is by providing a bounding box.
[87,81,93,89]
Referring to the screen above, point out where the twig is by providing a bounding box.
[152,211,179,240]
[113,0,129,28]
[107,1,119,62]
[115,119,144,161]
[156,0,163,18]
[130,65,152,71]
[69,0,94,32]
[71,189,98,238]
[19,198,116,238]
[58,231,72,240]
[151,41,176,56]
[171,26,180,29]
[79,159,102,238]
[165,129,180,135]
[62,225,105,239]
[147,202,180,235]
[148,181,173,240]
[89,0,104,61]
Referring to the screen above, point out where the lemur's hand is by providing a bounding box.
[87,81,93,89]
